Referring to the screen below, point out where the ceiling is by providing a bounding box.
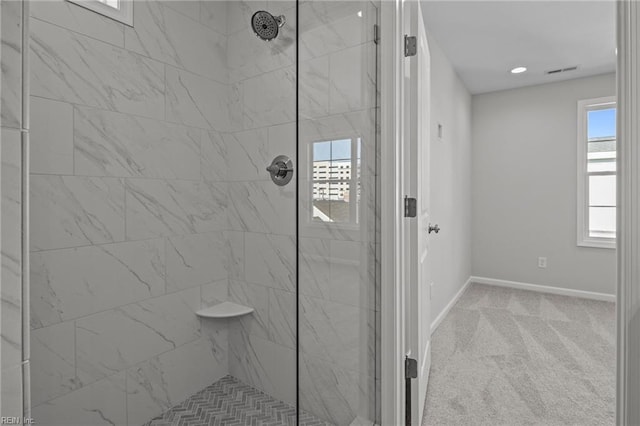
[421,1,616,94]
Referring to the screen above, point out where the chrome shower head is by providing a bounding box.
[251,10,286,41]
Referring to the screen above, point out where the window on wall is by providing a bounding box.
[577,96,617,248]
[310,138,361,226]
[67,0,133,26]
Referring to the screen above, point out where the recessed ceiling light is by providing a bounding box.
[511,67,527,74]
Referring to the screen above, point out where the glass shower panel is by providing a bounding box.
[297,1,380,425]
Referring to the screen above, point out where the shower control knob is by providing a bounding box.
[428,224,440,234]
[266,155,294,186]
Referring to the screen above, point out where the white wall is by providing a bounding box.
[471,73,617,295]
[428,35,473,326]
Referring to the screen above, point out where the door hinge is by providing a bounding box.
[404,35,417,57]
[405,356,418,379]
[404,196,417,218]
[405,356,418,426]
[374,24,379,44]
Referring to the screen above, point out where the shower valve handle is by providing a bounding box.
[266,164,293,173]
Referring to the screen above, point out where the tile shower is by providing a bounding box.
[0,0,379,424]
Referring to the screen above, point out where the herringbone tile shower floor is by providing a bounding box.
[144,375,332,426]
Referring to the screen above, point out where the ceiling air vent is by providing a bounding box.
[545,66,579,75]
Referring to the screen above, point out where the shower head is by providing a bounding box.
[251,11,286,41]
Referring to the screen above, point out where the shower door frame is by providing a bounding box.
[379,0,410,424]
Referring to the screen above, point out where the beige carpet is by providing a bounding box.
[422,283,615,426]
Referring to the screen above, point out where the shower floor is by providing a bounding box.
[144,375,332,426]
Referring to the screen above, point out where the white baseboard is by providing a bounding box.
[430,277,472,334]
[470,276,616,302]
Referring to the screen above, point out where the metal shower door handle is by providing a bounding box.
[266,155,294,186]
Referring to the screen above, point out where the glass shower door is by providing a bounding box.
[297,2,380,424]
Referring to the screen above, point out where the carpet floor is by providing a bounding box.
[422,283,615,426]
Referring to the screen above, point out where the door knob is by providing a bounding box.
[428,224,440,234]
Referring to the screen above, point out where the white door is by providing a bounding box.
[402,1,432,424]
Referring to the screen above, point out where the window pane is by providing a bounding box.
[313,182,351,223]
[588,174,616,207]
[588,108,616,139]
[589,206,616,238]
[99,0,120,9]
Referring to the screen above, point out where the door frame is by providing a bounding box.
[616,1,640,424]
[380,0,406,424]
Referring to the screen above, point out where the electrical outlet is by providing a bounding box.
[538,257,547,268]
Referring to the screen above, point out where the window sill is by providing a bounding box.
[578,239,616,249]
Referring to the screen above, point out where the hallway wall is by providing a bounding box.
[428,34,473,326]
[471,73,617,296]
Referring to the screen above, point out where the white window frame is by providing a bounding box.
[308,136,361,228]
[577,96,617,249]
[67,0,133,26]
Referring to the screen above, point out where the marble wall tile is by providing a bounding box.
[242,67,296,129]
[30,239,165,328]
[201,130,228,182]
[126,338,228,425]
[299,57,329,119]
[228,181,295,235]
[329,43,377,115]
[224,129,269,182]
[201,279,228,307]
[76,288,201,384]
[30,18,165,120]
[1,364,23,418]
[228,323,296,405]
[328,240,375,309]
[164,1,201,22]
[30,97,73,175]
[268,288,295,349]
[298,237,331,299]
[125,178,227,239]
[226,0,266,36]
[166,231,228,292]
[30,175,125,251]
[229,280,269,340]
[267,121,296,165]
[32,371,126,426]
[2,128,22,370]
[30,0,125,47]
[30,321,78,406]
[199,1,228,34]
[227,13,295,84]
[74,106,201,180]
[225,230,244,281]
[165,66,233,132]
[244,232,295,291]
[1,0,23,128]
[299,295,376,376]
[298,1,375,62]
[299,355,371,426]
[125,1,226,81]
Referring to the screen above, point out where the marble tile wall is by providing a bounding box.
[224,0,299,410]
[225,1,380,425]
[296,2,380,425]
[26,0,381,425]
[1,0,26,418]
[28,1,232,424]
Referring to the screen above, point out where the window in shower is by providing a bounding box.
[310,137,361,225]
[577,96,617,248]
[67,0,133,25]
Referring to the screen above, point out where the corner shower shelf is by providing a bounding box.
[196,301,254,319]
